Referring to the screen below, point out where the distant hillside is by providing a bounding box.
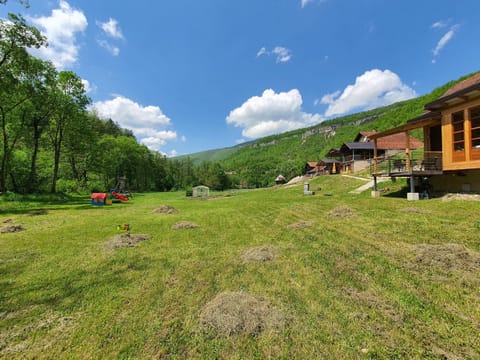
[176,72,477,187]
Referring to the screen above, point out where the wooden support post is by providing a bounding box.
[371,138,380,197]
[405,131,411,172]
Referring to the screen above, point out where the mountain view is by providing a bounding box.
[176,74,469,188]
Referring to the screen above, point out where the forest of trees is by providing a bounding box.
[0,11,232,195]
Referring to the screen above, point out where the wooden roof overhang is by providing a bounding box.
[425,82,480,111]
[368,111,441,140]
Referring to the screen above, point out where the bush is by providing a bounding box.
[55,179,79,194]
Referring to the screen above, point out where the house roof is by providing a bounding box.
[355,131,377,142]
[377,132,423,149]
[342,142,374,150]
[350,130,423,149]
[367,74,480,140]
[320,159,341,164]
[442,73,480,97]
[425,73,480,111]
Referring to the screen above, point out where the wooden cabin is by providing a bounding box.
[370,73,480,198]
[326,131,422,173]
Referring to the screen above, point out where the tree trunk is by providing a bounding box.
[26,119,41,193]
[0,110,8,194]
[50,125,63,193]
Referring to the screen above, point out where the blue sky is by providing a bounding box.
[3,0,480,156]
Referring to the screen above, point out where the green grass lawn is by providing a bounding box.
[1,177,479,359]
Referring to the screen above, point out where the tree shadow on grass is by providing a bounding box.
[0,252,151,316]
[0,194,134,216]
[380,185,409,199]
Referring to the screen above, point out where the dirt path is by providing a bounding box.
[343,174,389,194]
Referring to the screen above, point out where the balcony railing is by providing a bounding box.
[371,151,443,176]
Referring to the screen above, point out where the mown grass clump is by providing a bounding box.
[1,176,479,358]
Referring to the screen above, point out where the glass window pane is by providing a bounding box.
[473,139,480,149]
[454,132,464,142]
[470,107,480,117]
[453,122,464,132]
[472,129,480,139]
[472,118,480,129]
[453,111,464,122]
[454,143,464,151]
[471,107,480,128]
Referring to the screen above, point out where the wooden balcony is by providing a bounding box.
[372,152,443,177]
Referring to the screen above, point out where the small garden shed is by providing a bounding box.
[193,185,209,198]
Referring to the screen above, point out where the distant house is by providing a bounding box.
[304,159,342,176]
[275,174,286,185]
[305,162,325,176]
[370,73,480,197]
[324,131,423,174]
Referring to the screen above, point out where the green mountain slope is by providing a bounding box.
[178,72,477,187]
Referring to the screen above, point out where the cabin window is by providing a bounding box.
[452,111,465,162]
[470,107,480,160]
[452,111,464,151]
[470,107,480,148]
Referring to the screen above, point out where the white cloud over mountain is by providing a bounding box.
[27,0,87,69]
[92,96,177,151]
[226,89,322,139]
[320,69,417,117]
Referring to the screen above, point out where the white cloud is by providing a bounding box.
[226,89,323,139]
[97,39,120,56]
[92,96,177,151]
[431,20,448,29]
[432,24,460,62]
[272,47,292,63]
[301,0,314,8]
[256,47,267,57]
[320,69,417,117]
[81,79,96,94]
[27,0,87,69]
[256,46,292,63]
[301,0,326,8]
[96,17,124,56]
[97,18,124,39]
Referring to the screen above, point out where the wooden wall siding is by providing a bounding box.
[442,97,480,171]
